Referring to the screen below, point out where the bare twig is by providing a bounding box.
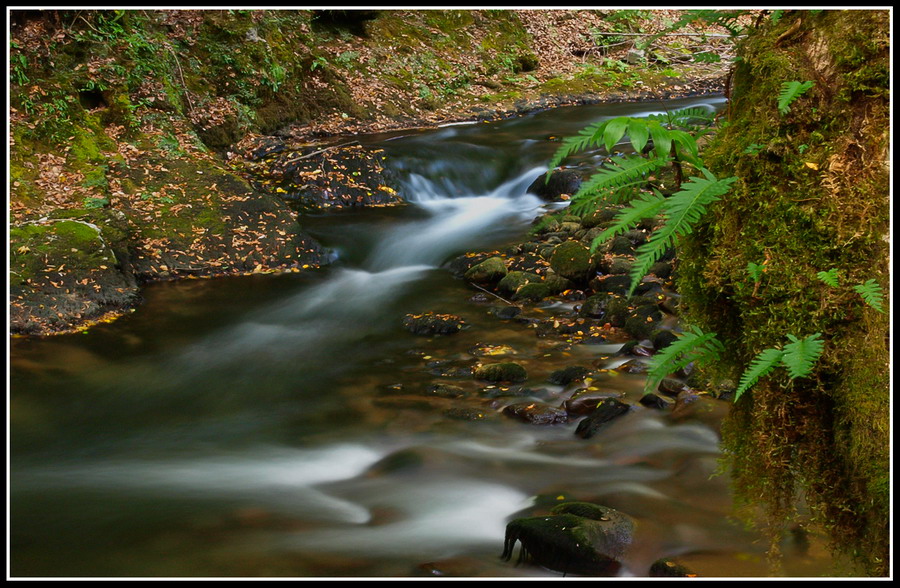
[469,281,518,307]
[281,140,361,164]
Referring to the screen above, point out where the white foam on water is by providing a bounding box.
[285,478,530,558]
[13,444,385,524]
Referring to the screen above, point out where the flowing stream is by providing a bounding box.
[10,96,830,578]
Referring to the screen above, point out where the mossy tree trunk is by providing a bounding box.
[677,10,889,576]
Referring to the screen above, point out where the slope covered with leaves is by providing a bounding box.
[8,9,736,335]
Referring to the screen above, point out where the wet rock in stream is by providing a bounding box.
[464,256,508,285]
[502,501,635,576]
[501,402,568,425]
[473,362,528,383]
[403,312,465,336]
[574,397,633,439]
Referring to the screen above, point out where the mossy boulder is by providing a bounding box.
[473,362,527,383]
[549,240,594,284]
[512,282,553,303]
[464,256,508,284]
[496,270,541,296]
[578,292,613,318]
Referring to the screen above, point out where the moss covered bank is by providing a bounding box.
[676,10,890,575]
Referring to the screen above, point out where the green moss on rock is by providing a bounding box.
[474,362,527,383]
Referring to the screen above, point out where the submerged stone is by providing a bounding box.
[564,388,626,415]
[526,169,582,202]
[547,365,593,386]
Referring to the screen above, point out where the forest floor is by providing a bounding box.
[9,9,748,336]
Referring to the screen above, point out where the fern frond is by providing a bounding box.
[734,347,784,401]
[646,107,716,129]
[778,81,815,115]
[627,118,651,154]
[590,190,667,253]
[548,118,618,170]
[781,333,824,379]
[626,173,737,296]
[645,326,724,394]
[747,261,766,283]
[816,268,841,288]
[647,121,673,160]
[571,155,667,205]
[852,278,886,313]
[601,116,631,153]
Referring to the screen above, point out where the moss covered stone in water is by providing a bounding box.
[473,362,527,383]
[464,256,508,285]
[496,270,541,296]
[549,240,593,284]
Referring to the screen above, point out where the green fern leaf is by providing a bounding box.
[603,116,630,153]
[647,121,673,159]
[747,261,765,283]
[590,190,667,253]
[781,333,824,379]
[626,172,737,296]
[570,155,667,205]
[734,347,784,401]
[645,326,724,394]
[816,268,841,288]
[646,107,716,129]
[853,278,886,313]
[548,119,613,170]
[778,81,815,115]
[627,118,650,154]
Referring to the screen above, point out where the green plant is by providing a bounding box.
[11,53,30,85]
[817,269,885,313]
[693,51,722,63]
[82,196,110,209]
[853,279,886,313]
[645,326,725,394]
[646,327,825,402]
[778,80,815,115]
[747,261,766,283]
[734,333,825,401]
[548,107,731,296]
[816,268,841,288]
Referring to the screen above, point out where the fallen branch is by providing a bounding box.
[469,281,518,307]
[281,140,361,165]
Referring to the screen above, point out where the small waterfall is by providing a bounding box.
[365,165,546,271]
